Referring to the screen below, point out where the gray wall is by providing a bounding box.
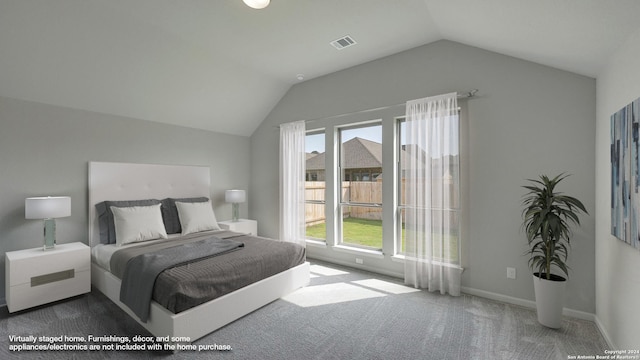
[595,27,640,348]
[0,96,251,303]
[250,40,596,313]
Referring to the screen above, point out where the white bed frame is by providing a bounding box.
[88,161,310,341]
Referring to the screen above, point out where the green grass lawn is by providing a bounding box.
[306,218,382,249]
[307,218,459,262]
[341,218,383,249]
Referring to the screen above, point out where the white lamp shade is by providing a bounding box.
[243,0,270,9]
[25,196,71,219]
[225,190,246,203]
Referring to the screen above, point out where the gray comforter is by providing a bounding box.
[120,236,244,322]
[110,231,306,321]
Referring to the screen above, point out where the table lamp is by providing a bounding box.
[225,190,246,222]
[25,196,71,250]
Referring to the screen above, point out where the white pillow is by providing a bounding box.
[175,200,221,235]
[110,204,168,246]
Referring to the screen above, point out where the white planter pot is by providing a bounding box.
[532,273,566,328]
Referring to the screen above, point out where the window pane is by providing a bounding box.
[341,181,382,205]
[305,203,326,241]
[398,119,407,206]
[404,209,460,264]
[341,205,382,250]
[340,124,383,203]
[306,131,326,241]
[306,132,325,179]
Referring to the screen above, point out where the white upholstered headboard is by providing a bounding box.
[88,162,210,247]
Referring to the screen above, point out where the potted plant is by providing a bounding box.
[521,173,588,328]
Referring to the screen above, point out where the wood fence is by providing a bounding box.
[305,181,384,225]
[305,179,457,226]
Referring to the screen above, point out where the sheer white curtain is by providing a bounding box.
[279,120,306,246]
[404,93,462,295]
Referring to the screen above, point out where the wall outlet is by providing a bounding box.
[355,258,363,265]
[507,267,516,279]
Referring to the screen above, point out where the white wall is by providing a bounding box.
[250,40,597,313]
[595,27,640,349]
[0,96,251,303]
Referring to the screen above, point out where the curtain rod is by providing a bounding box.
[277,89,478,127]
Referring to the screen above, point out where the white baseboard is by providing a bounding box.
[594,315,617,350]
[460,286,595,322]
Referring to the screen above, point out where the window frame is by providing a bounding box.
[396,117,407,255]
[336,121,384,251]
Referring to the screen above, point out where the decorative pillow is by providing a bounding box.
[175,200,221,235]
[110,204,168,246]
[96,199,161,244]
[161,197,209,234]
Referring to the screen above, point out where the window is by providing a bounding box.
[398,115,461,264]
[299,100,463,275]
[338,123,383,250]
[305,130,326,241]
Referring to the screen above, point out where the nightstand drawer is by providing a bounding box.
[8,270,90,312]
[6,242,90,313]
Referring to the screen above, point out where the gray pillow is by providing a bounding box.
[161,197,210,234]
[96,199,161,244]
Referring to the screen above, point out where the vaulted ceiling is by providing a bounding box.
[1,0,639,136]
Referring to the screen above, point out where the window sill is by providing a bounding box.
[391,254,464,272]
[305,239,328,248]
[332,245,384,259]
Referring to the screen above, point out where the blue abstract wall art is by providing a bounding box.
[611,96,640,250]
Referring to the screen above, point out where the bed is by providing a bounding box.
[88,161,310,342]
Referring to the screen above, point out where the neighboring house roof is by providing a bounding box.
[307,137,383,171]
[307,138,458,173]
[344,137,383,169]
[306,151,326,171]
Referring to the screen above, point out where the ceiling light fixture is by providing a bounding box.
[243,0,270,9]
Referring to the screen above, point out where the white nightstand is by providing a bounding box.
[5,242,90,313]
[218,219,258,235]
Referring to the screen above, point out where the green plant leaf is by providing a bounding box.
[521,173,588,279]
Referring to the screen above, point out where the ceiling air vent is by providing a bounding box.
[330,35,357,50]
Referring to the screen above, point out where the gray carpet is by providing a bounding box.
[1,260,608,359]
